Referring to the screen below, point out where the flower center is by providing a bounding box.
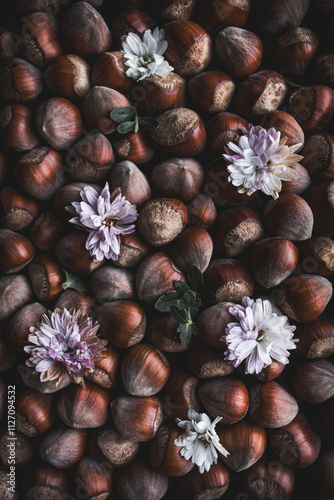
[104,215,120,227]
[139,55,153,66]
[257,329,265,341]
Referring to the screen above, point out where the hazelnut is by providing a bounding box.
[151,107,206,156]
[55,231,104,276]
[121,343,170,396]
[0,104,39,152]
[150,423,195,476]
[248,237,299,288]
[215,27,263,78]
[254,0,310,35]
[277,273,332,323]
[0,275,33,323]
[235,70,288,121]
[249,381,299,428]
[268,412,321,469]
[204,258,254,303]
[138,197,187,247]
[91,51,134,94]
[160,370,200,420]
[111,394,163,442]
[36,97,83,150]
[66,132,115,182]
[196,0,251,33]
[39,426,87,469]
[56,380,111,428]
[0,57,43,102]
[264,193,314,241]
[179,462,230,498]
[7,302,47,351]
[186,193,217,228]
[0,229,35,274]
[15,147,65,201]
[216,419,267,471]
[117,460,168,500]
[214,207,264,257]
[90,265,135,303]
[294,314,334,359]
[260,110,304,151]
[61,1,112,58]
[301,132,334,180]
[135,252,186,305]
[292,358,334,403]
[19,12,62,67]
[168,226,213,273]
[30,211,63,252]
[164,20,212,76]
[151,157,204,202]
[188,71,235,113]
[108,160,151,208]
[0,188,40,231]
[199,376,249,424]
[95,300,146,349]
[275,27,319,77]
[43,54,90,102]
[244,458,295,500]
[288,84,334,133]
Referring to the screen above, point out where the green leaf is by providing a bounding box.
[187,265,205,291]
[182,290,201,310]
[200,291,217,305]
[138,117,160,131]
[189,322,199,336]
[155,291,179,312]
[110,106,136,123]
[170,304,188,324]
[173,280,190,295]
[62,269,88,294]
[117,121,135,134]
[177,323,193,346]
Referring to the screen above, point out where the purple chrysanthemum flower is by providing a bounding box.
[221,297,298,375]
[66,182,138,262]
[24,308,107,387]
[223,125,303,199]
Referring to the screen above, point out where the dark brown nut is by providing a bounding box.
[95,300,146,349]
[249,381,299,428]
[216,420,267,472]
[235,70,288,121]
[264,193,314,241]
[61,1,112,58]
[268,412,321,469]
[214,207,264,257]
[164,20,212,76]
[204,258,254,303]
[36,98,83,151]
[199,376,249,424]
[151,108,207,156]
[43,54,90,102]
[15,147,65,201]
[215,27,263,78]
[277,274,332,323]
[151,157,204,203]
[111,394,163,442]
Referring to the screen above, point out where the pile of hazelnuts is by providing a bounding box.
[0,0,334,498]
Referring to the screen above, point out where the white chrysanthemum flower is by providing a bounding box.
[222,297,298,375]
[174,409,229,474]
[121,27,174,81]
[223,125,303,199]
[66,182,138,263]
